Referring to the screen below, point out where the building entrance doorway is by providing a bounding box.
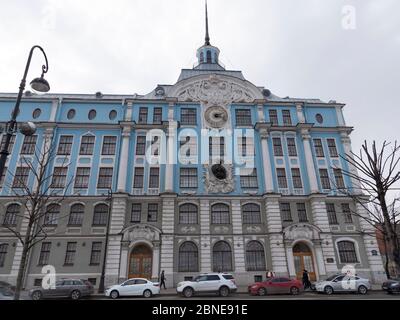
[129,244,152,279]
[293,242,316,281]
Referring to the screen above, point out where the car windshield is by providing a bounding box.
[325,275,340,281]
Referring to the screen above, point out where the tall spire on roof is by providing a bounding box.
[205,0,211,45]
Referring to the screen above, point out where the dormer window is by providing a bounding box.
[206,50,212,63]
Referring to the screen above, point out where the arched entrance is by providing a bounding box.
[293,242,316,281]
[129,244,153,279]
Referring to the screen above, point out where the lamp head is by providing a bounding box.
[30,76,50,93]
[19,121,37,136]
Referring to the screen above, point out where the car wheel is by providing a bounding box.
[183,287,194,298]
[258,287,267,296]
[358,285,368,295]
[324,286,334,295]
[219,286,229,297]
[70,290,81,300]
[290,286,300,295]
[31,290,42,301]
[110,290,119,299]
[143,289,152,298]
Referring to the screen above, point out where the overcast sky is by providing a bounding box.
[0,0,399,155]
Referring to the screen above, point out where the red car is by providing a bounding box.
[248,277,304,296]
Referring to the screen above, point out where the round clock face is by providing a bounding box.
[211,164,227,180]
[204,106,228,128]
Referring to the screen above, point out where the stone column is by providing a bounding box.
[254,99,266,121]
[340,131,361,191]
[151,242,161,280]
[231,200,245,272]
[296,103,305,123]
[259,129,274,193]
[165,121,177,192]
[117,125,131,192]
[199,199,211,273]
[118,242,129,282]
[356,202,386,283]
[264,195,288,275]
[160,194,176,287]
[301,129,319,193]
[125,101,133,121]
[105,194,126,287]
[309,195,339,275]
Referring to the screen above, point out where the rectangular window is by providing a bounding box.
[57,135,73,155]
[13,167,29,188]
[152,107,162,124]
[0,135,16,154]
[74,167,90,189]
[287,137,297,156]
[276,168,288,188]
[138,107,148,124]
[90,242,102,265]
[180,168,198,188]
[133,167,144,188]
[131,204,142,223]
[327,138,338,157]
[272,137,283,156]
[282,110,292,125]
[51,167,67,188]
[319,169,331,190]
[101,136,117,155]
[291,168,303,189]
[313,138,325,157]
[209,137,225,157]
[79,136,95,155]
[296,203,308,222]
[38,242,51,266]
[280,203,292,222]
[180,108,197,125]
[342,203,353,223]
[136,136,146,155]
[238,136,254,157]
[64,242,77,266]
[0,244,8,267]
[235,109,252,126]
[240,169,258,188]
[148,167,159,188]
[97,167,113,189]
[334,168,345,189]
[147,203,158,222]
[326,203,338,225]
[269,109,278,125]
[21,135,37,155]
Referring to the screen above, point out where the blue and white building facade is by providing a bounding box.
[0,34,386,288]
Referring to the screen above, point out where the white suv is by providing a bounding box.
[177,273,237,298]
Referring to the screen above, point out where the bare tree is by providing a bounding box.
[336,140,400,278]
[1,134,72,300]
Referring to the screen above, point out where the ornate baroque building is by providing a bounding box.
[0,9,386,288]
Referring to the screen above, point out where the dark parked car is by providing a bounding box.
[248,277,304,296]
[0,281,15,292]
[382,278,400,294]
[29,279,93,300]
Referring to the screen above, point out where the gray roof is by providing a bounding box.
[177,68,245,82]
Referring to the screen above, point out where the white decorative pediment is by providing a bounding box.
[283,223,321,241]
[169,74,263,106]
[122,224,161,242]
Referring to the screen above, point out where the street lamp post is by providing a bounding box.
[0,45,50,180]
[98,189,113,293]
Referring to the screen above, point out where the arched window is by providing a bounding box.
[178,242,199,272]
[0,243,8,267]
[211,203,230,224]
[44,204,60,226]
[3,204,19,226]
[246,241,266,271]
[93,204,108,226]
[206,50,212,63]
[68,204,84,226]
[242,203,261,224]
[200,51,204,63]
[213,241,232,272]
[337,240,358,263]
[179,204,198,224]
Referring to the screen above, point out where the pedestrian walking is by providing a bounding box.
[302,269,310,290]
[160,270,166,289]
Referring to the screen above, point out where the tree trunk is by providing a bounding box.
[13,222,33,300]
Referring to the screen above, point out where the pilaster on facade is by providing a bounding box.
[231,200,245,272]
[117,125,131,192]
[199,199,211,273]
[160,194,176,286]
[300,128,319,193]
[256,125,274,193]
[125,101,133,121]
[165,121,178,192]
[339,129,362,192]
[10,207,31,277]
[309,194,330,233]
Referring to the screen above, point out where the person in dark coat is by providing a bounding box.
[160,270,166,289]
[302,269,310,290]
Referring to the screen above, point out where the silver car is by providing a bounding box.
[315,274,371,295]
[29,279,93,300]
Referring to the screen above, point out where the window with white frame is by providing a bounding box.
[269,109,278,125]
[0,134,16,154]
[50,167,67,188]
[286,137,297,156]
[337,240,358,263]
[280,202,292,222]
[68,204,84,226]
[209,136,225,158]
[319,168,331,190]
[296,203,308,222]
[148,167,159,188]
[326,203,338,225]
[21,135,37,155]
[179,203,198,224]
[334,168,345,189]
[211,203,230,224]
[93,204,108,226]
[282,110,292,125]
[131,204,141,222]
[245,241,266,271]
[135,136,146,155]
[38,242,51,266]
[64,242,77,265]
[147,203,158,222]
[44,204,60,226]
[213,241,232,272]
[341,203,353,223]
[57,135,73,155]
[180,108,197,125]
[327,138,338,157]
[178,242,199,272]
[238,136,254,157]
[79,135,95,155]
[242,203,261,224]
[138,107,148,124]
[13,167,29,188]
[272,137,283,156]
[153,107,162,124]
[101,136,117,155]
[133,167,144,188]
[313,138,324,157]
[276,168,288,188]
[240,168,258,188]
[179,135,197,159]
[90,242,102,265]
[291,168,303,189]
[3,204,19,226]
[74,167,90,189]
[97,167,113,189]
[235,109,252,126]
[180,168,198,188]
